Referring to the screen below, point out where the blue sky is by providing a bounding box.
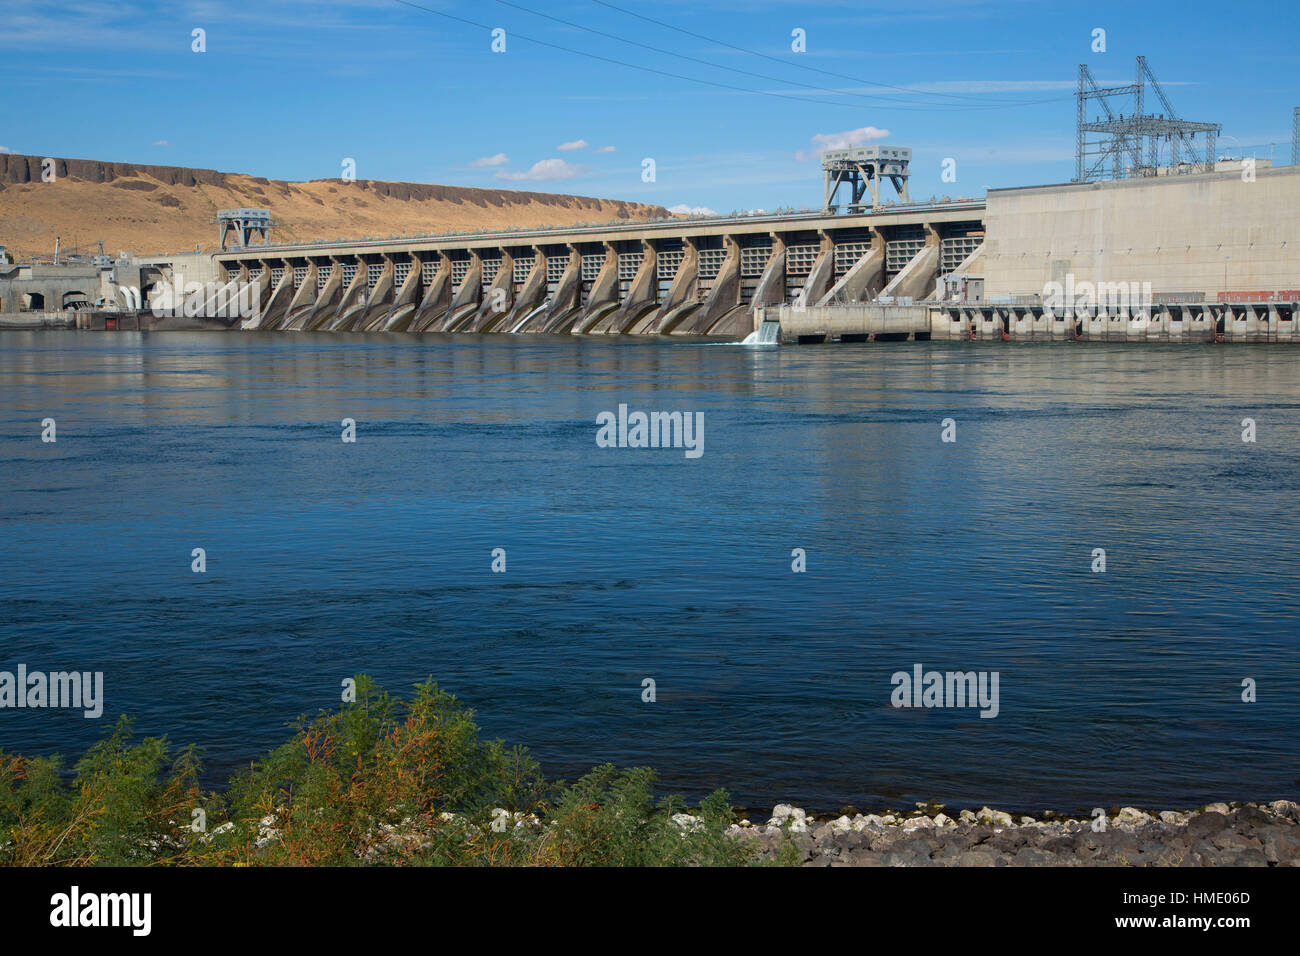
[0,0,1295,214]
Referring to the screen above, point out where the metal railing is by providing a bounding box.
[212,200,987,258]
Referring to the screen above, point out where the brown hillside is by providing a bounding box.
[0,154,670,259]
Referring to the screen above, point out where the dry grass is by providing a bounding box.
[0,154,670,259]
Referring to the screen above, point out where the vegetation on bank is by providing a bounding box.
[0,677,767,867]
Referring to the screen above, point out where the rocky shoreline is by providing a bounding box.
[724,800,1300,866]
[184,799,1300,866]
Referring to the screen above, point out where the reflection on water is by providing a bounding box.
[1,331,1298,812]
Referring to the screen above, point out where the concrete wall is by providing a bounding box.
[0,263,104,312]
[983,165,1300,298]
[135,251,221,287]
[210,205,983,337]
[769,303,930,342]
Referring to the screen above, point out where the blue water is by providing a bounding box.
[2,331,1297,813]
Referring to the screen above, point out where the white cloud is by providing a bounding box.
[468,152,509,168]
[557,139,588,152]
[796,125,891,161]
[496,159,588,182]
[594,145,616,154]
[0,146,12,153]
[668,203,717,216]
[152,140,169,146]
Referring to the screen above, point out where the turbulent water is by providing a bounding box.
[2,331,1298,813]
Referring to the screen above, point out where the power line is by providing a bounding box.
[389,0,879,110]
[390,0,1067,114]
[492,0,1010,111]
[587,0,1062,108]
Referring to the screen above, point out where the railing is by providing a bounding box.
[1217,290,1300,302]
[212,200,987,257]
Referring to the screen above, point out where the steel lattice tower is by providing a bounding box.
[1074,57,1220,182]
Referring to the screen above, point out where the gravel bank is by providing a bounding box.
[729,800,1300,866]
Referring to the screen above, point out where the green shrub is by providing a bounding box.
[0,676,764,867]
[0,718,206,866]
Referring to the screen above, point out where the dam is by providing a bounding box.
[6,162,1298,344]
[190,160,1300,344]
[4,55,1298,344]
[207,199,985,338]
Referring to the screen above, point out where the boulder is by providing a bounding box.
[1262,826,1300,865]
[1268,800,1300,823]
[1013,847,1060,866]
[1115,807,1152,826]
[953,849,1002,866]
[769,804,808,833]
[976,807,1015,828]
[1185,811,1229,839]
[1233,805,1273,829]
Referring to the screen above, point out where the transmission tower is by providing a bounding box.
[1074,56,1220,182]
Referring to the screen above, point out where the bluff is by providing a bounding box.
[0,153,669,259]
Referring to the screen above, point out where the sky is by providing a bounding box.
[0,0,1296,214]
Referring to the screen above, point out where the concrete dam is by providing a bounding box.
[200,200,984,338]
[8,161,1299,344]
[196,162,1300,344]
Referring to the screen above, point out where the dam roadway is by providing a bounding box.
[205,201,986,337]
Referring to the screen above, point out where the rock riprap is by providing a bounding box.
[733,800,1300,866]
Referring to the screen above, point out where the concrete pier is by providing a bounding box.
[772,300,1295,344]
